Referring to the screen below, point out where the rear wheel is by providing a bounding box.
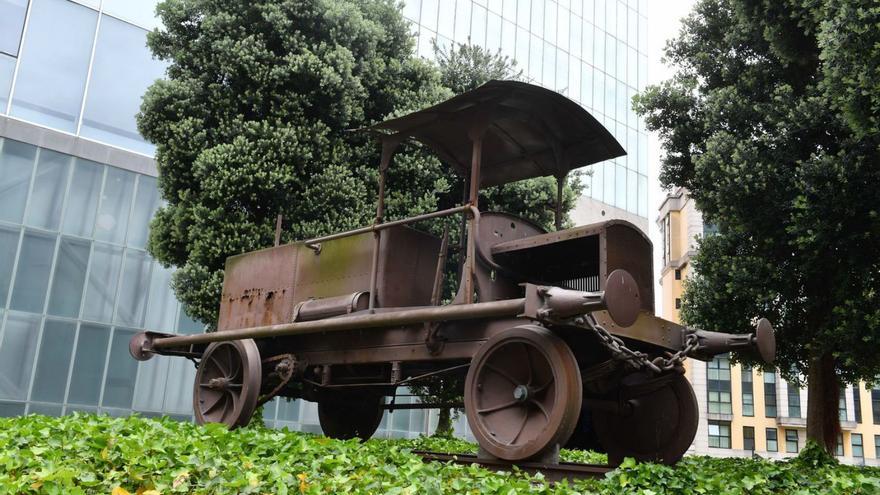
[318,393,384,440]
[464,325,582,461]
[591,372,698,465]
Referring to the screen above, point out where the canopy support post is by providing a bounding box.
[369,135,402,312]
[554,174,566,231]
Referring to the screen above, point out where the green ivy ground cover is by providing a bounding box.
[1,414,878,494]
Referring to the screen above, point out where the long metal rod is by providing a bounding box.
[303,205,474,246]
[151,298,524,349]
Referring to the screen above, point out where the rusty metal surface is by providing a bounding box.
[591,311,686,351]
[368,80,625,187]
[294,292,369,322]
[413,451,611,483]
[464,326,582,461]
[193,339,262,428]
[591,372,699,465]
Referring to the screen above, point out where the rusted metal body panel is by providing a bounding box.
[218,225,440,331]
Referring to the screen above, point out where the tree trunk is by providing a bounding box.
[434,407,453,437]
[806,352,840,453]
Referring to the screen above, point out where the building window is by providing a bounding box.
[839,387,848,421]
[764,372,777,418]
[662,215,671,264]
[674,269,681,280]
[835,433,844,457]
[766,428,778,452]
[708,420,731,449]
[707,355,732,414]
[852,433,864,458]
[785,429,799,453]
[741,365,754,416]
[854,385,862,423]
[703,223,718,237]
[875,435,880,459]
[743,426,755,451]
[0,0,28,57]
[872,388,880,424]
[787,383,801,418]
[675,298,681,309]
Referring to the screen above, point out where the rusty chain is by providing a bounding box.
[571,314,701,375]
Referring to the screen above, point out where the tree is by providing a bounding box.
[635,0,880,453]
[138,0,451,326]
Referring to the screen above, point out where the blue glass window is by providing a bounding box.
[47,237,90,318]
[82,242,123,323]
[144,263,177,332]
[0,312,40,400]
[127,176,160,249]
[11,0,98,132]
[0,53,15,110]
[94,167,135,244]
[67,323,110,405]
[638,174,647,217]
[0,138,36,224]
[115,249,151,326]
[0,0,28,56]
[80,15,166,155]
[102,327,139,408]
[62,158,102,237]
[30,319,76,402]
[103,0,162,30]
[0,226,20,307]
[27,149,71,230]
[10,230,56,313]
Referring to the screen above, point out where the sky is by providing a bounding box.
[645,0,698,313]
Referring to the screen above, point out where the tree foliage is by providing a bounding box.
[635,0,880,451]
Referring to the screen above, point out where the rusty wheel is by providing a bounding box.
[592,372,698,465]
[318,393,384,440]
[465,325,582,461]
[193,339,261,428]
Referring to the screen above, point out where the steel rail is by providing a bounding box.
[413,451,612,483]
[150,298,524,349]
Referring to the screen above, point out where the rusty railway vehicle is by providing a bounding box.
[129,80,775,465]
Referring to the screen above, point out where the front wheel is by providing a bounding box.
[464,325,582,461]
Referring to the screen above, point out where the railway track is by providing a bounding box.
[413,451,613,483]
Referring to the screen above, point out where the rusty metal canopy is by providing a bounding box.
[369,80,626,187]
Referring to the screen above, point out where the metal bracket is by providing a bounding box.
[424,321,446,355]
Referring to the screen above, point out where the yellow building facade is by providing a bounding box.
[658,188,880,465]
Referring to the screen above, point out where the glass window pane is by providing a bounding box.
[438,0,454,35]
[28,403,62,416]
[401,0,420,21]
[80,15,166,155]
[27,149,71,230]
[94,167,135,244]
[542,41,555,87]
[453,0,471,43]
[501,19,515,60]
[62,158,103,237]
[177,306,204,334]
[102,327,138,408]
[10,0,98,132]
[528,34,542,81]
[0,138,37,224]
[0,226,20,307]
[132,356,168,412]
[530,0,542,37]
[603,161,615,204]
[471,5,487,47]
[0,401,26,417]
[162,356,194,413]
[516,0,529,28]
[637,173,647,217]
[47,237,90,318]
[0,0,28,56]
[487,13,501,51]
[67,322,110,405]
[614,164,626,209]
[420,0,438,31]
[30,319,76,402]
[144,263,178,332]
[556,50,568,93]
[0,312,41,399]
[627,169,637,213]
[10,230,56,313]
[0,53,15,110]
[100,0,161,30]
[82,242,123,322]
[543,0,556,44]
[115,249,151,326]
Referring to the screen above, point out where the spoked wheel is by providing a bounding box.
[318,392,385,440]
[193,339,262,428]
[465,325,582,461]
[592,372,698,465]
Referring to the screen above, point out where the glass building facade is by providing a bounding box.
[0,0,646,438]
[403,0,650,222]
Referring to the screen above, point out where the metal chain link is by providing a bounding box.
[571,314,701,375]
